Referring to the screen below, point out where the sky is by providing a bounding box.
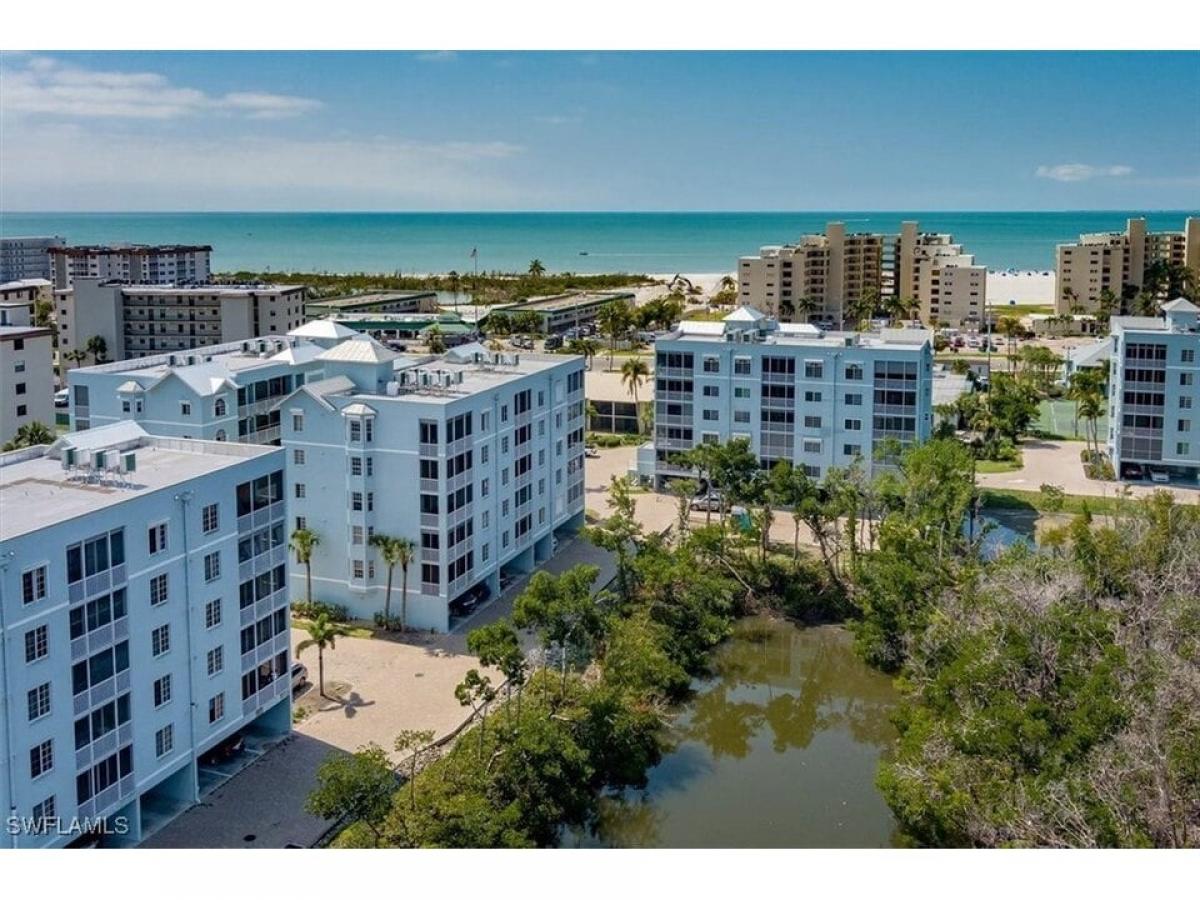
[1,50,1197,212]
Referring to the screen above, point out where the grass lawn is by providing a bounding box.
[980,487,1128,517]
[976,454,1023,474]
[292,616,376,640]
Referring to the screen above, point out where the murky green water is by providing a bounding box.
[569,616,900,848]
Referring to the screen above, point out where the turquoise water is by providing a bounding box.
[2,210,1196,275]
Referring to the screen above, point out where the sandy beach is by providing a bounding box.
[987,269,1056,306]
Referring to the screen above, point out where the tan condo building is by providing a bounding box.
[738,220,986,327]
[1055,217,1200,314]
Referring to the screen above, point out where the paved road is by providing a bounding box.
[140,733,338,849]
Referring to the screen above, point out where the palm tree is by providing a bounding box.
[528,259,546,279]
[778,297,796,321]
[369,534,415,631]
[425,325,447,354]
[63,348,88,370]
[793,295,820,323]
[621,357,650,431]
[289,528,321,606]
[84,335,108,364]
[296,613,351,698]
[567,337,599,370]
[597,302,631,371]
[2,421,55,452]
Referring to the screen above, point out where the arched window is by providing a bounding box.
[214,397,227,417]
[215,429,227,442]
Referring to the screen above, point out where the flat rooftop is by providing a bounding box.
[0,433,279,541]
[117,282,302,295]
[309,292,435,309]
[665,321,930,352]
[497,291,633,313]
[77,335,307,376]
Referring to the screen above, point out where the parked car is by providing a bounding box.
[689,495,722,512]
[291,662,309,692]
[543,334,563,350]
[584,445,600,458]
[385,340,408,352]
[199,734,245,767]
[54,389,69,408]
[1149,468,1170,484]
[1123,463,1146,480]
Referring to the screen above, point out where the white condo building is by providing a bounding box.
[1108,299,1200,482]
[56,279,306,374]
[0,423,291,847]
[280,339,587,631]
[0,237,65,283]
[639,307,933,486]
[48,245,212,291]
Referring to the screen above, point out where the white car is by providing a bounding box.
[54,389,69,408]
[1149,469,1170,484]
[584,446,600,458]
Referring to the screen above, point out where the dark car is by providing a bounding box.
[199,734,245,767]
[544,335,563,350]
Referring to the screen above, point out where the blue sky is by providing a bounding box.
[1,51,1197,211]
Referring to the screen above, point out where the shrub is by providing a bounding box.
[292,600,350,622]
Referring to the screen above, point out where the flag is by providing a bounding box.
[469,247,477,259]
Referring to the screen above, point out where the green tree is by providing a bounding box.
[512,565,604,695]
[426,325,447,354]
[588,477,642,607]
[596,302,631,370]
[369,534,415,631]
[467,619,529,721]
[393,729,436,811]
[2,421,55,452]
[455,669,497,758]
[668,477,697,537]
[289,527,321,606]
[84,335,108,364]
[296,612,352,698]
[306,743,397,847]
[528,259,546,279]
[620,357,650,430]
[567,337,599,369]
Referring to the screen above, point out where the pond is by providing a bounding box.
[567,616,901,848]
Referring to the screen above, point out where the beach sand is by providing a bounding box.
[987,270,1056,306]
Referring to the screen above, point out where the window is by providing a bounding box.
[22,566,47,605]
[30,739,53,779]
[214,397,227,417]
[155,725,174,758]
[1179,420,1192,433]
[349,420,362,442]
[148,522,168,555]
[295,516,307,532]
[734,357,752,376]
[844,418,862,431]
[203,551,221,582]
[295,483,306,499]
[703,356,720,374]
[1182,373,1194,387]
[803,415,822,428]
[150,573,169,606]
[803,438,822,454]
[350,457,362,476]
[201,503,219,533]
[734,410,751,424]
[209,693,225,724]
[734,386,752,399]
[702,409,720,421]
[1177,442,1191,456]
[292,413,304,432]
[843,443,862,457]
[153,675,172,707]
[352,560,364,580]
[24,625,48,663]
[204,598,222,629]
[293,449,306,466]
[180,401,192,416]
[1182,397,1194,410]
[480,445,489,464]
[845,393,863,406]
[845,363,864,381]
[32,797,55,829]
[207,646,224,677]
[804,362,824,379]
[152,624,170,657]
[1183,348,1195,364]
[352,491,364,511]
[27,683,51,721]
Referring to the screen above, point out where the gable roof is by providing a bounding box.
[1162,297,1199,312]
[317,338,398,364]
[725,306,766,323]
[289,320,358,339]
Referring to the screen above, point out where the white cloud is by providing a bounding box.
[0,123,533,210]
[1035,163,1134,183]
[0,55,321,120]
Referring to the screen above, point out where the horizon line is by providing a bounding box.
[4,208,1199,216]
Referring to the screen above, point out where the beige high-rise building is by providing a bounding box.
[738,220,985,326]
[737,222,883,324]
[48,243,213,290]
[1055,217,1199,313]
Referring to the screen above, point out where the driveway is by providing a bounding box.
[977,439,1199,503]
[140,732,338,849]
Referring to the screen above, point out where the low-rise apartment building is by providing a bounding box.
[641,307,933,486]
[1107,299,1200,482]
[48,245,212,290]
[56,279,306,373]
[1056,217,1200,313]
[0,423,290,847]
[280,340,587,631]
[0,237,65,283]
[492,292,635,334]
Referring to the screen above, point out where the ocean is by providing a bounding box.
[2,211,1197,276]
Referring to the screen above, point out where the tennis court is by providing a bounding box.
[1037,399,1105,440]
